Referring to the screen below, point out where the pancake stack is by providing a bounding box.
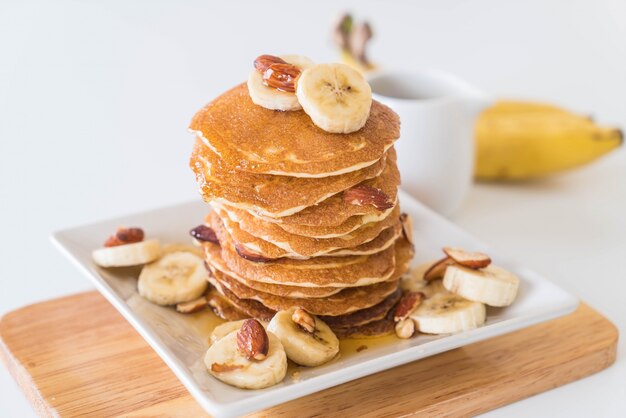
[189,82,413,338]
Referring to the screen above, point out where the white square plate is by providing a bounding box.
[51,190,578,418]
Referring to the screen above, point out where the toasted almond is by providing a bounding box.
[423,257,456,282]
[344,185,394,211]
[210,362,245,373]
[400,213,414,245]
[176,296,208,314]
[237,319,269,361]
[393,291,424,322]
[443,247,492,269]
[395,318,415,339]
[263,63,301,93]
[254,54,287,73]
[190,225,219,244]
[104,227,144,247]
[235,243,273,263]
[292,308,316,333]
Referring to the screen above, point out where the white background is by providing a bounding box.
[1,0,625,416]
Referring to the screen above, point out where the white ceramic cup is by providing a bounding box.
[369,69,492,217]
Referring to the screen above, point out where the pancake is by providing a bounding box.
[208,275,401,332]
[191,138,388,218]
[320,288,402,327]
[205,287,249,321]
[208,275,276,321]
[211,206,402,259]
[332,316,395,339]
[204,247,345,298]
[189,83,400,178]
[250,154,401,226]
[211,209,402,260]
[210,266,399,316]
[273,207,395,238]
[211,217,397,288]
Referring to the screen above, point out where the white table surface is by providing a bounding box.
[1,0,625,416]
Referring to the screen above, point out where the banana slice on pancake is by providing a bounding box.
[138,251,207,305]
[296,63,372,133]
[92,239,161,268]
[247,55,314,111]
[204,319,287,389]
[268,308,339,367]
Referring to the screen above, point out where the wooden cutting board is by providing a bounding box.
[0,291,618,418]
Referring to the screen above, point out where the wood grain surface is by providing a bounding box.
[0,291,618,417]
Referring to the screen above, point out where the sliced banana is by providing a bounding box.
[204,329,287,389]
[247,55,314,111]
[92,239,161,268]
[296,63,372,134]
[443,264,520,307]
[267,308,339,367]
[410,291,486,334]
[137,251,207,305]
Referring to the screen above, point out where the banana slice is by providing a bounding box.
[443,264,520,307]
[137,251,207,305]
[204,328,287,389]
[92,239,161,268]
[247,55,314,111]
[267,308,339,367]
[410,291,486,334]
[296,63,372,133]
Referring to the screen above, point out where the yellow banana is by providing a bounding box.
[475,101,622,180]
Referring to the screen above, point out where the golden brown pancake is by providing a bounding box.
[320,288,401,327]
[207,276,401,333]
[250,155,401,226]
[204,246,345,298]
[208,276,276,322]
[272,208,394,238]
[210,266,399,316]
[191,139,388,218]
[189,83,400,177]
[211,206,402,259]
[332,316,395,339]
[209,217,397,287]
[205,287,249,321]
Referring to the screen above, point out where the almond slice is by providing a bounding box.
[235,243,273,263]
[443,247,492,269]
[423,257,456,282]
[393,292,424,322]
[344,185,394,211]
[104,227,144,247]
[237,319,269,361]
[263,63,301,93]
[190,225,219,244]
[254,54,287,73]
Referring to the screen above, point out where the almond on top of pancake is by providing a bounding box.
[189,83,400,178]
